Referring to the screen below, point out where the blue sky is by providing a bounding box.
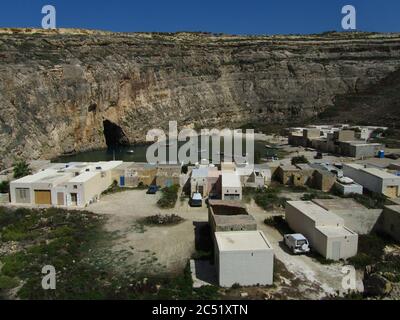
[0,0,399,35]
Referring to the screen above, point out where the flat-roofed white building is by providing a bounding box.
[221,172,242,200]
[343,163,400,198]
[285,201,358,260]
[10,161,122,207]
[214,230,274,286]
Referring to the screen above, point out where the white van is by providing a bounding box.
[190,192,203,207]
[284,234,310,254]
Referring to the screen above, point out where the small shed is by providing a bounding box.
[214,231,274,287]
[285,201,358,260]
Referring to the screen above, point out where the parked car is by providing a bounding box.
[284,234,310,254]
[190,192,203,207]
[146,185,158,194]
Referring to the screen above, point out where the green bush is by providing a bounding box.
[254,190,288,210]
[13,160,32,179]
[141,214,184,226]
[157,185,179,208]
[0,275,20,290]
[0,180,9,193]
[291,155,309,165]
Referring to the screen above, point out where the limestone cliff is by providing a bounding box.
[1,28,400,169]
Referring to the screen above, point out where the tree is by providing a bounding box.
[13,160,32,179]
[0,180,9,193]
[291,155,309,165]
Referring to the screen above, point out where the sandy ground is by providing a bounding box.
[86,188,364,298]
[88,189,208,274]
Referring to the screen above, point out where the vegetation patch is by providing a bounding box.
[140,214,184,226]
[291,155,309,165]
[0,206,220,300]
[0,181,9,193]
[348,234,387,269]
[157,185,179,209]
[12,160,32,179]
[254,188,289,210]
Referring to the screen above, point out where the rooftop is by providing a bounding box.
[316,225,356,237]
[287,201,344,226]
[312,198,367,211]
[221,172,241,188]
[345,163,400,179]
[215,231,272,251]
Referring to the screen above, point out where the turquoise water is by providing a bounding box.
[53,139,277,163]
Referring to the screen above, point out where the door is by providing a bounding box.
[34,190,51,205]
[198,185,204,196]
[385,186,398,199]
[70,193,78,206]
[332,241,341,260]
[57,192,65,206]
[120,176,125,186]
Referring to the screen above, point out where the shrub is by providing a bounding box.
[157,185,179,208]
[254,190,288,210]
[0,275,20,290]
[291,155,309,165]
[13,160,32,179]
[0,180,9,193]
[141,214,184,226]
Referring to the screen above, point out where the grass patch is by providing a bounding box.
[157,185,179,209]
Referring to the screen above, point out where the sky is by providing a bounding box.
[0,0,399,35]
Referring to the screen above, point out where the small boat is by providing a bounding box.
[126,149,134,154]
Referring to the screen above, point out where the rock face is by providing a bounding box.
[1,28,400,169]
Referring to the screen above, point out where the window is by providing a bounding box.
[73,185,78,189]
[15,188,30,203]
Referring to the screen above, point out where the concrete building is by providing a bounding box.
[334,177,363,195]
[285,201,358,260]
[10,161,123,207]
[311,170,336,192]
[114,162,157,187]
[208,200,257,232]
[343,163,400,198]
[156,164,181,187]
[221,172,242,200]
[214,231,274,286]
[288,126,384,159]
[190,166,221,197]
[275,165,301,185]
[378,205,400,242]
[236,164,270,188]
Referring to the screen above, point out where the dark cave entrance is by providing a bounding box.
[103,119,130,149]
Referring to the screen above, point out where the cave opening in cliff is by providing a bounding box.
[103,120,130,149]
